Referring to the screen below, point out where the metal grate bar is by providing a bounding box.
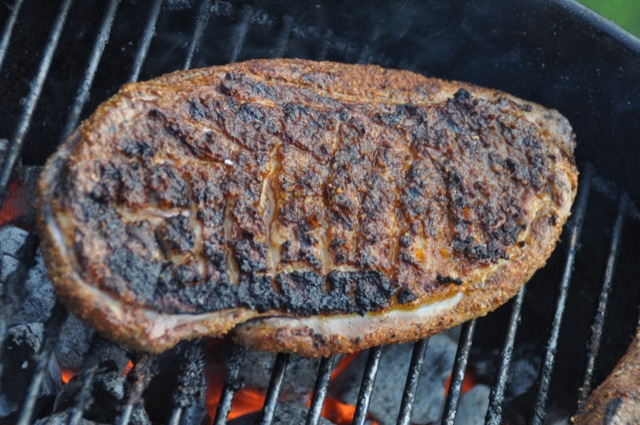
[15,303,68,425]
[0,0,74,205]
[65,335,103,425]
[128,0,163,82]
[183,0,212,70]
[169,340,206,425]
[484,286,526,425]
[305,355,337,425]
[59,0,121,142]
[576,195,627,414]
[396,338,430,425]
[352,345,383,425]
[115,354,158,425]
[0,0,25,74]
[229,5,252,63]
[213,344,247,425]
[168,407,182,425]
[530,171,592,425]
[258,352,290,425]
[271,15,293,58]
[441,319,477,425]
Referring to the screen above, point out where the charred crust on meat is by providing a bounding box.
[397,288,419,304]
[436,274,463,286]
[36,59,578,355]
[453,88,471,102]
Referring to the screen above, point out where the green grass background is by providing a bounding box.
[577,0,640,36]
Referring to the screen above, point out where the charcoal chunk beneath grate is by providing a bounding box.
[332,333,457,425]
[239,350,320,402]
[0,226,56,326]
[34,411,101,425]
[227,402,334,425]
[454,384,490,425]
[53,344,150,425]
[0,323,61,420]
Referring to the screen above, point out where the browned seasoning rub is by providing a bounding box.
[36,59,578,356]
[573,332,640,424]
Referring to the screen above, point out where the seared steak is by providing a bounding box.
[573,332,640,424]
[37,59,578,356]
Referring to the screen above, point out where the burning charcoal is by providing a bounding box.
[0,165,41,228]
[0,225,56,326]
[55,315,94,371]
[239,350,320,402]
[143,343,206,422]
[472,342,541,401]
[333,334,457,425]
[227,402,334,425]
[454,384,490,425]
[0,323,61,420]
[53,343,151,424]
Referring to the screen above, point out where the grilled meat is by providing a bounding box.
[573,332,640,424]
[37,59,578,356]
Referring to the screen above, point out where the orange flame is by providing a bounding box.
[121,360,134,377]
[444,371,476,395]
[61,369,77,385]
[0,181,30,227]
[204,346,377,424]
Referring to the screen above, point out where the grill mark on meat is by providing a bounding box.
[223,198,240,285]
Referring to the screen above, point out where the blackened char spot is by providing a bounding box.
[324,271,357,314]
[277,271,326,315]
[119,139,154,159]
[157,214,194,254]
[354,271,394,314]
[453,88,471,102]
[397,288,418,304]
[108,247,161,304]
[219,72,275,99]
[236,275,281,313]
[149,164,190,208]
[232,238,267,273]
[436,274,463,285]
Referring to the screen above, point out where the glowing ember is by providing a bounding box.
[61,369,77,385]
[330,353,357,380]
[307,396,378,425]
[444,371,476,395]
[121,360,134,377]
[0,181,31,227]
[204,348,376,424]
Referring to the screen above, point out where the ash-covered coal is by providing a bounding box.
[33,411,100,425]
[53,343,150,425]
[55,315,94,372]
[227,402,334,425]
[144,342,206,423]
[332,333,457,425]
[1,226,55,326]
[455,384,490,425]
[239,350,321,402]
[0,323,61,421]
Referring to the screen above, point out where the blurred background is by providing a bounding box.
[577,0,640,36]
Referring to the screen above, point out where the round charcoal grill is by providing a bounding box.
[1,1,640,424]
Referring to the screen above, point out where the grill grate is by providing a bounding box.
[1,1,639,424]
[576,195,627,413]
[0,0,73,203]
[530,170,592,425]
